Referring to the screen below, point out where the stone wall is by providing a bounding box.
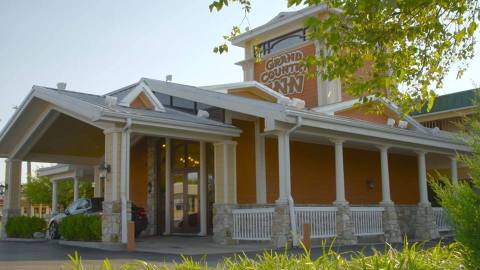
[271,203,292,248]
[212,204,237,244]
[102,201,121,243]
[145,138,158,236]
[414,204,440,240]
[334,204,357,245]
[395,205,418,239]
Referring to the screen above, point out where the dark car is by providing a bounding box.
[48,197,148,239]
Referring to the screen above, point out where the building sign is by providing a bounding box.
[258,50,307,95]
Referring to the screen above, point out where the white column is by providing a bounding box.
[378,146,393,204]
[276,131,291,203]
[164,138,171,235]
[254,119,267,204]
[199,141,207,236]
[332,139,347,205]
[73,176,79,201]
[417,151,429,205]
[52,180,58,214]
[450,156,458,185]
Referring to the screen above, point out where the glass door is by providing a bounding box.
[171,140,200,234]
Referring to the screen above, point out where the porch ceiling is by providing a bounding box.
[26,114,104,165]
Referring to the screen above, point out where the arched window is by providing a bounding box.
[257,28,306,56]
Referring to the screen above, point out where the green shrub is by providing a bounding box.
[65,241,465,269]
[5,216,46,238]
[58,215,101,241]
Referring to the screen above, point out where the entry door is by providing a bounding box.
[171,140,200,234]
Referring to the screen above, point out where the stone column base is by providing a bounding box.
[212,204,237,245]
[102,201,121,243]
[272,202,292,248]
[334,203,357,245]
[381,203,402,243]
[414,204,440,241]
[1,208,21,238]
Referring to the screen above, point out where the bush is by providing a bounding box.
[58,215,101,241]
[66,241,465,269]
[5,216,46,238]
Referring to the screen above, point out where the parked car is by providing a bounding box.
[48,197,148,239]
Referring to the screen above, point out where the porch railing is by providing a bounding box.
[232,207,274,241]
[295,206,337,238]
[433,207,450,232]
[351,207,384,236]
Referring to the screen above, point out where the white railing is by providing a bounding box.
[433,207,450,232]
[351,207,384,236]
[232,207,274,240]
[295,207,337,238]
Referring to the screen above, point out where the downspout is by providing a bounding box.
[285,115,302,246]
[120,118,132,244]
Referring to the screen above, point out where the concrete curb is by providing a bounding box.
[58,240,126,251]
[1,237,48,243]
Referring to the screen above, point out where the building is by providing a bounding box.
[0,5,468,247]
[0,196,51,219]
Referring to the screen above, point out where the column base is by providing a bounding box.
[102,201,121,243]
[212,204,237,245]
[414,204,439,241]
[1,208,21,238]
[271,202,292,248]
[380,203,402,243]
[334,204,357,245]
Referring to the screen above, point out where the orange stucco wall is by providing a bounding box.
[233,119,257,204]
[130,138,148,208]
[235,132,420,205]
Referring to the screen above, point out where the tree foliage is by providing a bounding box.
[210,0,480,114]
[22,176,94,209]
[430,92,480,267]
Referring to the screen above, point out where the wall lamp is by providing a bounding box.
[99,161,111,181]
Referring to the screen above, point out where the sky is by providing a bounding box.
[0,0,479,184]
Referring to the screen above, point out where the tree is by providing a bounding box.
[430,93,480,267]
[22,176,51,205]
[210,0,479,114]
[22,176,94,210]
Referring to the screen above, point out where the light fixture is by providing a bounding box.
[0,183,7,196]
[366,179,375,189]
[99,161,111,180]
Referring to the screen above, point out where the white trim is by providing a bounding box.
[26,153,102,165]
[199,141,207,236]
[111,131,119,201]
[201,81,290,105]
[164,138,171,235]
[223,142,229,203]
[232,5,329,46]
[254,119,267,204]
[118,81,166,112]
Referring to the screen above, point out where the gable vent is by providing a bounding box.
[105,96,118,107]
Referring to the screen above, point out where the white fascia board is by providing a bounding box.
[412,105,476,120]
[37,164,72,177]
[201,81,290,104]
[286,110,468,152]
[312,96,427,132]
[232,4,328,47]
[98,111,241,137]
[0,87,103,144]
[144,80,287,121]
[118,81,166,112]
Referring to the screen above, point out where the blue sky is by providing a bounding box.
[0,0,479,184]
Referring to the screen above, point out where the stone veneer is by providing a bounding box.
[414,204,440,240]
[395,205,418,239]
[334,204,357,245]
[271,203,292,248]
[102,201,121,243]
[212,204,237,244]
[381,203,402,243]
[145,138,158,236]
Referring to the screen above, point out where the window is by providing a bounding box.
[197,103,225,122]
[257,28,307,56]
[172,97,196,113]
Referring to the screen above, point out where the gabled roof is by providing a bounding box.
[231,4,328,47]
[312,97,426,131]
[117,81,165,112]
[412,88,477,116]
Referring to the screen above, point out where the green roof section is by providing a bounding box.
[412,88,478,116]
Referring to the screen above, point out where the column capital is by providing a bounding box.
[330,138,346,144]
[376,145,390,151]
[103,127,122,135]
[415,150,427,156]
[213,141,237,147]
[449,155,457,161]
